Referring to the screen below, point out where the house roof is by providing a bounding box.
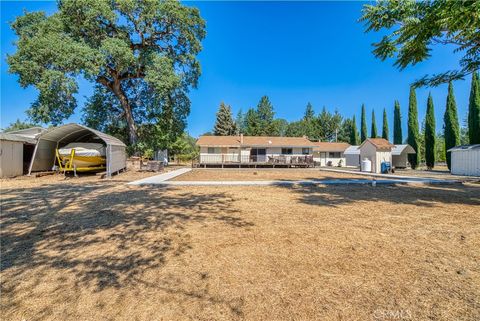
[312,142,350,152]
[344,145,360,155]
[447,144,480,152]
[391,144,416,155]
[359,138,394,150]
[196,135,315,147]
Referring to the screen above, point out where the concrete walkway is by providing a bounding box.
[318,167,449,182]
[128,168,191,185]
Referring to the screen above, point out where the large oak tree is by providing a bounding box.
[8,0,206,146]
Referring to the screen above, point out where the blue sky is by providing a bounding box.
[0,1,473,140]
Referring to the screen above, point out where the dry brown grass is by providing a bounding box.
[1,172,479,321]
[171,168,366,181]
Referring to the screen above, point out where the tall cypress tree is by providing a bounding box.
[382,108,389,140]
[425,93,436,169]
[370,109,378,138]
[407,86,420,169]
[213,102,236,136]
[393,100,403,144]
[444,81,460,170]
[350,115,360,145]
[360,104,367,142]
[468,71,480,144]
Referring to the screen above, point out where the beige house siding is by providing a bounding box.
[0,140,23,178]
[199,146,312,163]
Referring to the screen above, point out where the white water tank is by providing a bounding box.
[361,158,372,172]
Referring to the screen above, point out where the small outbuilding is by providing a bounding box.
[0,127,46,178]
[391,144,416,168]
[28,123,127,177]
[447,144,480,176]
[359,138,394,173]
[344,145,360,167]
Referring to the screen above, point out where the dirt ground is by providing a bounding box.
[171,168,367,181]
[1,171,480,321]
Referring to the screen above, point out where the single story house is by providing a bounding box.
[359,138,394,173]
[391,144,416,168]
[28,123,127,177]
[312,142,350,167]
[447,144,480,176]
[0,127,46,178]
[196,135,315,167]
[344,145,361,167]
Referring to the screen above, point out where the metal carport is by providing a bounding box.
[28,123,127,177]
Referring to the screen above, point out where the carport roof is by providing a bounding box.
[37,123,126,147]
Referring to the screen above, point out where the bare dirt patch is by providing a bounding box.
[1,180,479,320]
[171,168,366,181]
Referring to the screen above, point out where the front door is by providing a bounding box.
[250,148,266,162]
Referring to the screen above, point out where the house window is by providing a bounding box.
[302,148,310,155]
[281,148,293,155]
[329,152,341,158]
[207,147,216,154]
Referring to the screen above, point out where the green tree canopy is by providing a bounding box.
[407,86,420,169]
[304,102,315,121]
[8,0,206,147]
[468,71,480,144]
[444,81,460,170]
[213,102,236,136]
[360,104,367,142]
[393,100,403,144]
[382,108,389,140]
[235,109,245,135]
[425,93,436,169]
[2,119,38,132]
[256,96,276,135]
[361,0,480,87]
[370,109,378,138]
[244,108,260,136]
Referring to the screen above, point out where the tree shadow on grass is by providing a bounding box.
[1,182,253,318]
[275,180,480,208]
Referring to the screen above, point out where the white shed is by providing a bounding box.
[391,144,416,168]
[28,123,127,177]
[447,145,480,176]
[359,138,394,173]
[344,145,360,167]
[0,133,38,178]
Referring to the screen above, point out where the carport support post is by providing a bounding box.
[27,140,40,176]
[107,144,112,179]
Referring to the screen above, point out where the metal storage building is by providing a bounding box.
[344,145,360,167]
[0,133,37,178]
[391,144,416,168]
[447,145,480,176]
[28,123,126,177]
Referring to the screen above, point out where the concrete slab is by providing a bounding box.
[128,168,191,185]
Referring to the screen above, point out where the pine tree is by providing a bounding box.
[382,108,389,140]
[468,71,480,144]
[213,102,236,136]
[244,108,260,136]
[304,102,315,121]
[350,115,360,145]
[360,104,367,142]
[444,81,460,170]
[235,109,245,134]
[393,100,403,144]
[370,109,378,138]
[256,96,275,135]
[425,93,436,169]
[407,86,420,169]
